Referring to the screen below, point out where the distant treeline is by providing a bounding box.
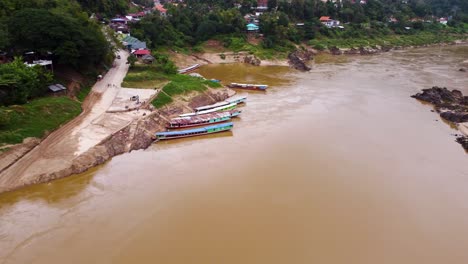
[0,0,128,106]
[131,0,467,50]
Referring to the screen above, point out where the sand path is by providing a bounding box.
[0,50,135,192]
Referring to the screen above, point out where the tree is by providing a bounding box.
[0,109,9,127]
[268,0,277,11]
[0,25,9,50]
[0,57,53,106]
[127,55,137,68]
[8,8,110,69]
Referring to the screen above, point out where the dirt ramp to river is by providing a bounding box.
[0,88,233,193]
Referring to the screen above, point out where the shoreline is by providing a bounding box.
[0,42,467,194]
[0,86,234,194]
[172,39,468,69]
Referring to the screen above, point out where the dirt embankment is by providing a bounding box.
[412,86,468,151]
[1,88,233,192]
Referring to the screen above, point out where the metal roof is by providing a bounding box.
[48,84,67,92]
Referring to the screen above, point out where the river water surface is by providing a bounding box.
[1,46,468,264]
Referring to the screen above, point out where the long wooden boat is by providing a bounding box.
[228,83,268,91]
[167,110,241,129]
[194,95,247,112]
[155,122,233,140]
[179,103,237,117]
[178,64,200,74]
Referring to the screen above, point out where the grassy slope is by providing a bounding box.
[0,97,82,145]
[309,31,467,50]
[122,65,222,109]
[76,86,92,102]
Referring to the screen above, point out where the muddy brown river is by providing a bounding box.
[1,46,468,264]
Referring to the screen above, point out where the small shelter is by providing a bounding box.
[142,54,155,64]
[48,84,67,94]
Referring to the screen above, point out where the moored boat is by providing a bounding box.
[155,122,234,140]
[179,102,237,117]
[194,95,247,112]
[228,83,268,91]
[225,95,248,105]
[177,64,200,74]
[167,110,241,129]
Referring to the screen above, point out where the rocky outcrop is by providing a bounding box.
[411,87,467,111]
[244,55,261,66]
[456,136,468,151]
[288,49,313,71]
[412,86,468,152]
[329,46,342,55]
[440,111,468,123]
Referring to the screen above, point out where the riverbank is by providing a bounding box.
[0,49,235,193]
[171,35,468,71]
[1,43,466,193]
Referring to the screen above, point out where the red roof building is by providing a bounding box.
[319,16,331,22]
[258,0,268,7]
[155,4,167,16]
[133,49,151,56]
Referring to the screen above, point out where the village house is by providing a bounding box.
[439,17,448,25]
[126,11,146,22]
[132,49,151,58]
[254,0,268,16]
[388,16,398,23]
[320,16,340,28]
[246,23,259,32]
[155,4,167,17]
[122,35,147,50]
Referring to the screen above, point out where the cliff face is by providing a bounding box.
[3,88,234,192]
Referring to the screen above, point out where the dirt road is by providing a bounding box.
[0,50,132,193]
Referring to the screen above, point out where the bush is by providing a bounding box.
[313,43,326,50]
[0,110,10,127]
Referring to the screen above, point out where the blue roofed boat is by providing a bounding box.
[155,122,233,140]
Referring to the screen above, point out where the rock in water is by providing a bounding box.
[243,55,261,66]
[456,136,468,152]
[412,86,468,152]
[440,112,468,123]
[288,50,312,71]
[411,86,465,110]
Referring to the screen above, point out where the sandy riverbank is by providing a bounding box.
[0,47,235,194]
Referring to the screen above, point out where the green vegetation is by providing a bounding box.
[152,74,221,108]
[130,0,467,57]
[151,91,173,108]
[0,58,53,106]
[309,31,465,50]
[0,0,119,107]
[76,86,91,102]
[122,64,221,109]
[0,97,81,145]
